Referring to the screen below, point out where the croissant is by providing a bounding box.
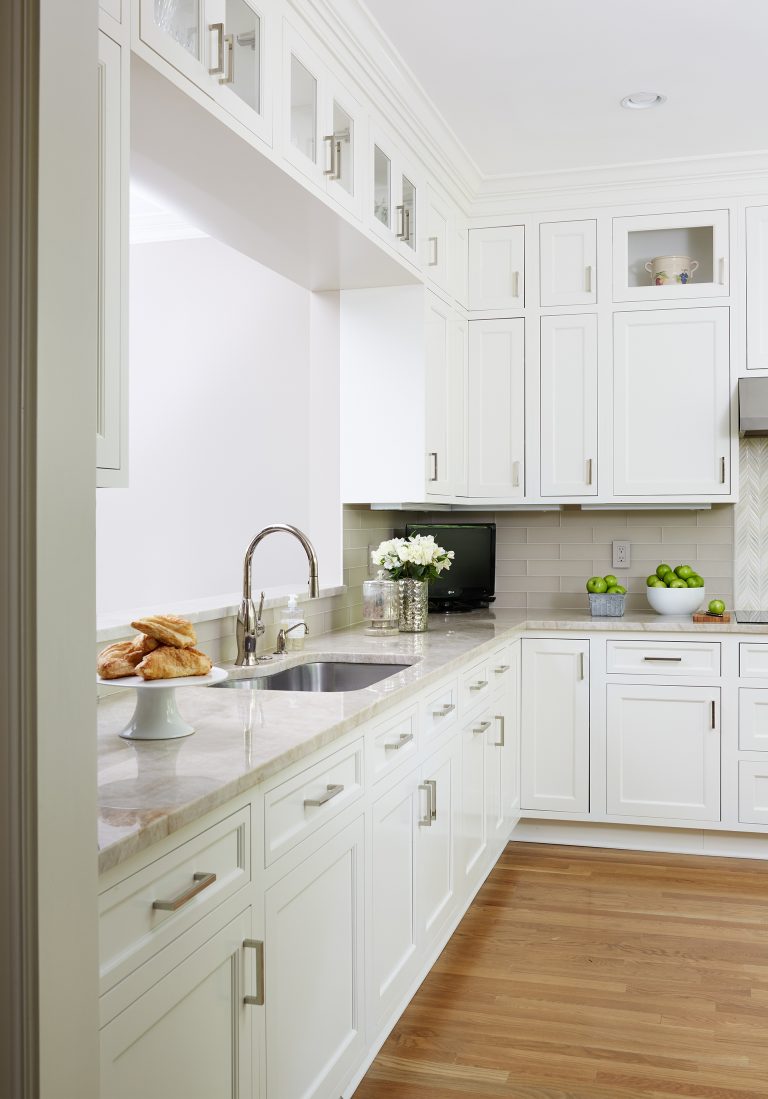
[135,646,212,681]
[98,641,143,680]
[129,633,160,657]
[130,614,197,649]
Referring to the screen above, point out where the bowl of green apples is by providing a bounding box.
[646,563,706,615]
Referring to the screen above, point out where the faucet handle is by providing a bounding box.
[257,590,265,622]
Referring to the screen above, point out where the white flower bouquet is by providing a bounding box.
[371,535,454,583]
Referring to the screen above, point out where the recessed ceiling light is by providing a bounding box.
[621,91,667,110]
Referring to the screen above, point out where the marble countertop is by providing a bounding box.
[97,608,768,874]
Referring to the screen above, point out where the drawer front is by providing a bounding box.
[265,738,364,865]
[606,640,721,677]
[422,680,459,744]
[489,645,514,693]
[371,706,419,784]
[739,688,768,751]
[460,659,491,713]
[739,761,768,825]
[740,643,768,679]
[99,806,250,991]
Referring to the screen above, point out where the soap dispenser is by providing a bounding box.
[280,593,305,651]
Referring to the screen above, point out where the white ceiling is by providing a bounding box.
[362,0,768,178]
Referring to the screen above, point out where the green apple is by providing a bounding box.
[586,576,608,594]
[668,578,687,588]
[607,585,626,594]
[675,564,694,580]
[647,575,664,587]
[708,599,726,616]
[687,575,705,588]
[604,574,618,588]
[656,564,673,579]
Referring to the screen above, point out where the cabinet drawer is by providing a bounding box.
[371,705,419,784]
[460,658,491,712]
[489,645,514,692]
[265,739,364,865]
[739,689,768,751]
[606,640,720,677]
[99,806,250,991]
[739,761,768,826]
[740,643,768,678]
[422,679,458,744]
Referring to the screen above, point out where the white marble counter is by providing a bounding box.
[97,608,768,873]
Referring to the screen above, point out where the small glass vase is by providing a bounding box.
[397,578,429,633]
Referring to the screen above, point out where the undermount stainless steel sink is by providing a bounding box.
[215,660,408,693]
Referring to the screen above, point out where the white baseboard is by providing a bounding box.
[512,817,768,860]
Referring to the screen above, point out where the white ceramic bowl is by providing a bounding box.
[646,585,707,616]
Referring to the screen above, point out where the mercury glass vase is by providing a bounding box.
[397,578,429,633]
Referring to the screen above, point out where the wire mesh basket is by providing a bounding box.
[588,592,626,617]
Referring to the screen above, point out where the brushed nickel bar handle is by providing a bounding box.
[494,714,505,748]
[243,939,265,1006]
[153,871,217,912]
[585,265,592,294]
[579,652,585,680]
[473,720,492,734]
[218,33,234,85]
[494,665,510,674]
[512,460,521,489]
[418,782,433,827]
[426,779,437,822]
[643,656,683,662]
[719,257,727,285]
[404,206,412,244]
[512,270,520,298]
[428,235,439,266]
[396,204,405,239]
[469,680,488,691]
[711,700,716,730]
[586,457,593,485]
[385,732,414,751]
[720,456,726,484]
[208,22,224,75]
[304,783,344,809]
[432,702,455,717]
[427,451,438,482]
[323,134,335,176]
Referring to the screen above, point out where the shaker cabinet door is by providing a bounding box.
[539,220,596,306]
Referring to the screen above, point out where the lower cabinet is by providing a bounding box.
[521,638,590,813]
[264,816,365,1099]
[606,685,721,821]
[100,907,258,1099]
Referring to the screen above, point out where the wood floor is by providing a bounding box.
[353,842,768,1099]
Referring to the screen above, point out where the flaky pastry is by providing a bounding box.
[97,641,143,680]
[130,614,197,649]
[135,646,212,681]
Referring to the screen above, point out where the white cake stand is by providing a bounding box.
[97,667,228,741]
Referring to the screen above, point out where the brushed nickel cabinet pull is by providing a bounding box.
[432,703,455,717]
[385,732,414,751]
[512,270,520,298]
[304,783,344,809]
[243,939,265,1006]
[208,22,224,74]
[469,680,488,691]
[711,700,716,730]
[719,257,727,285]
[586,457,593,485]
[153,871,217,912]
[418,782,434,827]
[720,456,726,484]
[512,460,521,489]
[218,34,234,85]
[585,265,592,293]
[643,656,682,662]
[494,665,510,674]
[427,451,438,482]
[473,720,492,734]
[494,714,505,748]
[579,652,585,680]
[396,204,405,239]
[322,134,335,176]
[425,779,437,822]
[428,235,439,266]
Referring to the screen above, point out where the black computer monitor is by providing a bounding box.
[404,522,496,612]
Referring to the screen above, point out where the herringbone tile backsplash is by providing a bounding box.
[735,438,768,609]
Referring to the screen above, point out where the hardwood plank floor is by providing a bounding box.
[353,843,768,1099]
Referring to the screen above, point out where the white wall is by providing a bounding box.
[97,235,341,617]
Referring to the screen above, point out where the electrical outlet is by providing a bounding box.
[612,540,631,569]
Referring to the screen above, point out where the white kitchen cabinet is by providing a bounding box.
[282,24,363,217]
[138,0,273,145]
[425,298,466,497]
[606,685,720,821]
[423,186,451,294]
[539,220,597,306]
[612,209,730,302]
[467,319,525,497]
[521,639,590,814]
[739,761,768,826]
[485,643,521,844]
[97,28,128,487]
[459,709,488,885]
[613,307,731,496]
[416,734,459,947]
[468,226,525,310]
[747,206,768,370]
[264,815,365,1099]
[451,224,469,308]
[370,127,419,262]
[540,314,598,497]
[739,689,768,751]
[100,906,258,1099]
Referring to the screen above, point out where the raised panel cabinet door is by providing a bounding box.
[540,314,598,497]
[467,319,525,498]
[747,206,768,370]
[539,220,597,306]
[369,771,419,1030]
[613,308,731,496]
[606,685,720,821]
[265,816,365,1099]
[416,735,459,948]
[468,226,525,310]
[100,907,255,1099]
[521,639,589,813]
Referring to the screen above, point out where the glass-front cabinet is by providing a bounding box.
[283,23,363,217]
[612,209,730,302]
[139,0,272,145]
[369,127,420,265]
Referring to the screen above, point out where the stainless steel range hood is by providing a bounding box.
[739,377,768,436]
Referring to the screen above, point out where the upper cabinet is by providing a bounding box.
[746,206,768,371]
[283,24,363,217]
[369,128,420,263]
[540,314,598,497]
[138,0,273,145]
[539,220,597,306]
[468,226,525,311]
[613,307,731,497]
[422,186,451,295]
[612,209,730,302]
[467,319,525,498]
[425,298,467,497]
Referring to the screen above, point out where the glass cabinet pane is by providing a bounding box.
[290,55,317,163]
[154,0,201,59]
[373,145,391,228]
[224,0,260,112]
[402,175,416,251]
[329,101,354,196]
